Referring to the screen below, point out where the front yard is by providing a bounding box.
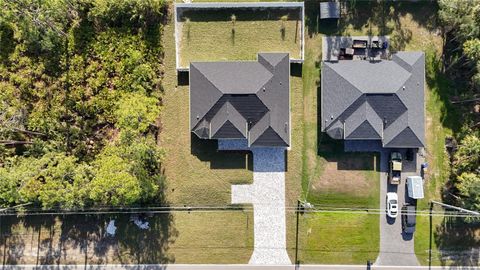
[177,8,302,68]
[2,1,475,266]
[160,6,303,263]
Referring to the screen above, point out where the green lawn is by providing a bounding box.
[298,213,379,264]
[296,11,381,263]
[178,9,302,67]
[413,47,480,267]
[162,1,475,265]
[161,6,303,263]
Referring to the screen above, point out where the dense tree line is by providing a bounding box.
[438,0,480,212]
[0,0,166,208]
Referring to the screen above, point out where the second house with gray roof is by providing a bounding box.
[190,53,290,147]
[321,51,425,148]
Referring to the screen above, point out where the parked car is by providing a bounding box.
[389,151,402,185]
[402,204,416,234]
[386,192,399,218]
[406,176,424,200]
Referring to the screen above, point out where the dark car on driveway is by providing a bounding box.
[402,204,416,234]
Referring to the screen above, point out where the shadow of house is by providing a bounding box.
[290,63,303,77]
[190,134,252,170]
[177,71,189,86]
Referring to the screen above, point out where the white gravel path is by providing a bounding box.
[231,147,291,265]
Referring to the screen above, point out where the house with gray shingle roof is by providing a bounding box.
[190,53,290,147]
[321,51,425,148]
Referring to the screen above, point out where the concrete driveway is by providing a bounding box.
[375,149,421,266]
[226,144,291,265]
[345,142,422,266]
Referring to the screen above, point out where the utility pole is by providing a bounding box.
[429,201,433,270]
[294,200,300,267]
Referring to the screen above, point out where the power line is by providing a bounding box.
[0,205,478,218]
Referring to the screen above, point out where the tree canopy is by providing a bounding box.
[0,0,166,209]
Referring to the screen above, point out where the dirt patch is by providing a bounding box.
[311,155,376,196]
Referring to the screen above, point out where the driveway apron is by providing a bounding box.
[231,147,291,265]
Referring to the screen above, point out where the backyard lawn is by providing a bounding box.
[2,1,476,266]
[177,8,302,67]
[314,1,478,266]
[161,6,303,263]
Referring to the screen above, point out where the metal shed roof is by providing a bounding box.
[320,2,340,19]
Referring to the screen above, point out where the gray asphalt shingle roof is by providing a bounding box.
[190,53,290,147]
[321,52,425,148]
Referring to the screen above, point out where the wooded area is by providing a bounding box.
[438,0,480,213]
[0,0,166,208]
[0,0,478,214]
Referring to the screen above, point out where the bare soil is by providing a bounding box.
[311,155,376,197]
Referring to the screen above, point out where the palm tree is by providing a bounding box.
[185,17,191,40]
[280,15,288,40]
[231,14,237,32]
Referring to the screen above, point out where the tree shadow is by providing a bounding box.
[425,48,462,133]
[190,134,252,171]
[434,217,480,266]
[0,22,15,63]
[0,210,177,265]
[311,1,437,38]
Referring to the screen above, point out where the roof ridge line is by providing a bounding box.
[323,64,364,129]
[325,63,365,97]
[191,64,224,122]
[394,52,423,72]
[211,119,245,139]
[363,119,382,138]
[383,126,422,147]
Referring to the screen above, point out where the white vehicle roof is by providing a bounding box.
[407,176,424,199]
[387,192,398,200]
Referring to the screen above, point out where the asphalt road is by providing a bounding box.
[1,264,479,270]
[375,150,421,266]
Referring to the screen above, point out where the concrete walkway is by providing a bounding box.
[231,147,291,265]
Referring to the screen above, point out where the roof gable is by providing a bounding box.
[191,62,273,94]
[326,60,411,94]
[212,120,245,139]
[322,51,425,148]
[190,53,290,147]
[346,120,382,140]
[251,127,288,147]
[384,127,423,148]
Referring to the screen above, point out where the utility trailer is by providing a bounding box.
[406,176,424,200]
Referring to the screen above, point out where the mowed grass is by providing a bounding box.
[178,9,302,67]
[162,5,303,263]
[298,212,379,264]
[296,14,380,263]
[0,212,253,264]
[413,48,479,266]
[168,211,254,263]
[162,14,253,207]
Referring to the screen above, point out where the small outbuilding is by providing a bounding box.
[320,2,340,19]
